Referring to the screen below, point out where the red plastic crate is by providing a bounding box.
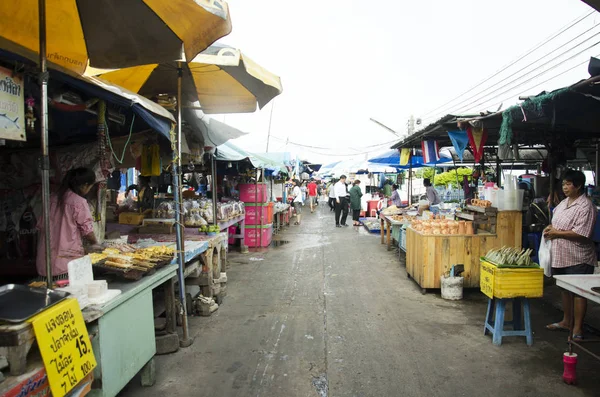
[244,224,273,247]
[239,183,268,203]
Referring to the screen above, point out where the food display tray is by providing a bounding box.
[0,284,70,323]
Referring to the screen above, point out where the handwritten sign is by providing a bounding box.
[0,66,25,141]
[480,260,495,299]
[31,298,96,397]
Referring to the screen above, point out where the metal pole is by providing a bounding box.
[39,0,52,287]
[408,153,413,206]
[211,154,217,225]
[259,169,263,248]
[265,100,275,153]
[175,62,191,347]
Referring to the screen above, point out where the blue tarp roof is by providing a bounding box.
[368,150,451,168]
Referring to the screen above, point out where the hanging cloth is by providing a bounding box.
[400,148,411,166]
[141,144,161,176]
[447,130,469,161]
[467,126,488,163]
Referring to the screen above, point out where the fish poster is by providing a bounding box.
[0,66,25,141]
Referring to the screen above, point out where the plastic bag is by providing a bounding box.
[539,235,552,277]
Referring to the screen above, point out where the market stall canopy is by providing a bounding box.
[183,104,248,147]
[368,150,452,168]
[95,44,283,114]
[317,161,342,175]
[581,1,600,11]
[0,49,175,140]
[0,0,232,75]
[215,141,286,172]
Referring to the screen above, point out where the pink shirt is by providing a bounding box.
[36,190,94,276]
[551,194,597,268]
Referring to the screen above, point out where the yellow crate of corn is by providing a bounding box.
[480,248,544,299]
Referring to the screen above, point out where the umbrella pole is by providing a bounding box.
[39,0,52,287]
[211,154,217,225]
[175,62,192,347]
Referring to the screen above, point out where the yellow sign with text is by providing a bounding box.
[480,260,495,299]
[31,298,96,397]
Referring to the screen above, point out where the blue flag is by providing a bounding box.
[448,130,469,161]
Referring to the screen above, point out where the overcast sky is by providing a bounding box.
[215,0,596,164]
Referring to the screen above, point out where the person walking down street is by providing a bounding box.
[544,170,597,342]
[328,179,337,212]
[390,184,402,207]
[291,179,303,225]
[349,180,363,226]
[424,178,442,205]
[334,175,349,227]
[307,179,318,213]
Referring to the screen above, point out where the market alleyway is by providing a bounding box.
[119,203,600,397]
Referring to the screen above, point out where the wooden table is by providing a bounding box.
[380,215,406,251]
[405,211,522,292]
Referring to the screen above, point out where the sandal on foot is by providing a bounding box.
[572,334,584,342]
[546,323,569,332]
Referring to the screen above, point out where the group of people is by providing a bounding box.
[290,178,322,225]
[324,175,363,227]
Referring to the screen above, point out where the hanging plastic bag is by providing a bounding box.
[539,235,552,277]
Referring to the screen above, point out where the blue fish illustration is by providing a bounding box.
[0,113,20,130]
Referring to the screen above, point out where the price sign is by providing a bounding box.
[480,260,495,299]
[31,298,97,397]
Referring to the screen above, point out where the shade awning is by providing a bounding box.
[215,141,286,172]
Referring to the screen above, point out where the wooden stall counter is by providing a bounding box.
[405,211,522,292]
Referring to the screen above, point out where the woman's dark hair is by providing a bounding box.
[392,184,398,190]
[354,180,361,185]
[563,169,586,194]
[423,178,431,186]
[58,167,96,208]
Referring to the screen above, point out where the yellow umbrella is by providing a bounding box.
[0,0,233,75]
[95,44,283,114]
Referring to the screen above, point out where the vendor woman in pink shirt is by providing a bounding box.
[36,167,102,278]
[544,169,597,342]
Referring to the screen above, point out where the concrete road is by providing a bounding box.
[119,204,600,397]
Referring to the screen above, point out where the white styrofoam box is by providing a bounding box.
[219,272,227,283]
[86,280,108,298]
[68,256,94,287]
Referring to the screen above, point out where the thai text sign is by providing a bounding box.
[31,298,96,397]
[480,260,495,299]
[0,66,25,141]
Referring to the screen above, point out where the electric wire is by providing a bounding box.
[454,41,600,114]
[420,9,595,119]
[428,23,600,119]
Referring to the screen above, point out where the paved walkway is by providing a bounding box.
[119,203,600,397]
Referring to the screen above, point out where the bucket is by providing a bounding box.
[440,276,464,300]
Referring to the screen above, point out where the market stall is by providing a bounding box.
[405,209,522,291]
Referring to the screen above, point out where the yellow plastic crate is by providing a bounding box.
[480,259,544,299]
[118,212,145,225]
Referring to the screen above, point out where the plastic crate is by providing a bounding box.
[119,212,144,225]
[244,224,273,247]
[480,259,543,299]
[239,183,268,203]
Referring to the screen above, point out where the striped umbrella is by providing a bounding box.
[0,0,233,74]
[95,44,283,114]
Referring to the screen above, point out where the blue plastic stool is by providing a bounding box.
[484,298,533,346]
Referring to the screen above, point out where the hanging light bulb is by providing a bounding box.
[227,162,232,168]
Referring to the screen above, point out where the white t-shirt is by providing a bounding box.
[292,186,303,203]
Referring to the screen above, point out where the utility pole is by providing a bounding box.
[265,100,275,152]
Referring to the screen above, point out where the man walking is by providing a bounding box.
[328,179,337,211]
[307,178,318,213]
[334,175,349,227]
